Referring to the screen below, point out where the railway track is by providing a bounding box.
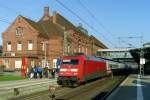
[10,75,127,100]
[56,75,126,100]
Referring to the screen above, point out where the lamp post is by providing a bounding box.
[139,33,145,78]
[139,49,145,77]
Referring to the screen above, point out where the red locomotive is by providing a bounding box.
[57,55,112,87]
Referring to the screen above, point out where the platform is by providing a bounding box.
[0,78,57,100]
[107,74,150,100]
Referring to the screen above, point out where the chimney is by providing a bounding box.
[52,11,57,24]
[44,6,49,16]
[42,6,50,21]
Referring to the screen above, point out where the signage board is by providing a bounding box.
[140,58,145,65]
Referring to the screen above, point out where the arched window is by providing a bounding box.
[85,48,88,55]
[68,45,70,53]
[7,41,11,51]
[16,27,23,36]
[79,45,81,52]
[28,40,33,50]
[17,41,22,51]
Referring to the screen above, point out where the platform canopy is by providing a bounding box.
[130,47,150,64]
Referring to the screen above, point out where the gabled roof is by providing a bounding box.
[90,35,108,49]
[20,11,107,48]
[38,19,63,37]
[21,15,63,38]
[55,13,76,30]
[21,16,48,37]
[21,13,88,39]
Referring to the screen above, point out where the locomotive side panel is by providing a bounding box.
[83,60,107,81]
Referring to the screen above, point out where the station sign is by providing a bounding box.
[140,58,145,65]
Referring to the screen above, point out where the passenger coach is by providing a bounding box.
[57,55,126,87]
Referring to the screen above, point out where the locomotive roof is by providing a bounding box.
[63,55,125,64]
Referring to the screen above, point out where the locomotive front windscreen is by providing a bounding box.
[62,59,79,65]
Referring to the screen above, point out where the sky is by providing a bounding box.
[0,0,150,48]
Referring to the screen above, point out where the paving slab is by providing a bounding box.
[106,74,150,100]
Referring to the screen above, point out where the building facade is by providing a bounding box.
[2,7,107,71]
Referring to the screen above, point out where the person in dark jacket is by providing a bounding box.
[37,66,42,78]
[43,67,48,78]
[33,66,38,78]
[29,67,34,79]
[51,69,55,79]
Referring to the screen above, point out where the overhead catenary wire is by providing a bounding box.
[78,0,142,48]
[1,1,113,48]
[1,1,118,48]
[0,3,51,39]
[77,0,118,48]
[0,18,12,42]
[77,0,111,34]
[118,36,143,48]
[55,0,116,48]
[118,37,136,48]
[78,0,117,47]
[0,3,33,21]
[0,18,11,24]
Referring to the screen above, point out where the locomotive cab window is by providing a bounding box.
[63,59,79,65]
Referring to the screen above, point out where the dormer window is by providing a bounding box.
[16,27,23,36]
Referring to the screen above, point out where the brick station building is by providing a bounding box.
[2,7,107,71]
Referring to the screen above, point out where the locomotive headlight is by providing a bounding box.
[60,68,67,72]
[71,69,78,72]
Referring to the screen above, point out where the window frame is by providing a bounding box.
[15,27,23,36]
[7,41,11,51]
[28,40,33,50]
[17,41,22,51]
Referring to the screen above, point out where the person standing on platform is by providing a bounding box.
[33,65,38,79]
[30,66,34,79]
[51,69,55,79]
[56,58,61,73]
[37,66,42,78]
[43,66,48,78]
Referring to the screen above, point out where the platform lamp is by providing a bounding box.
[139,48,145,78]
[139,33,145,78]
